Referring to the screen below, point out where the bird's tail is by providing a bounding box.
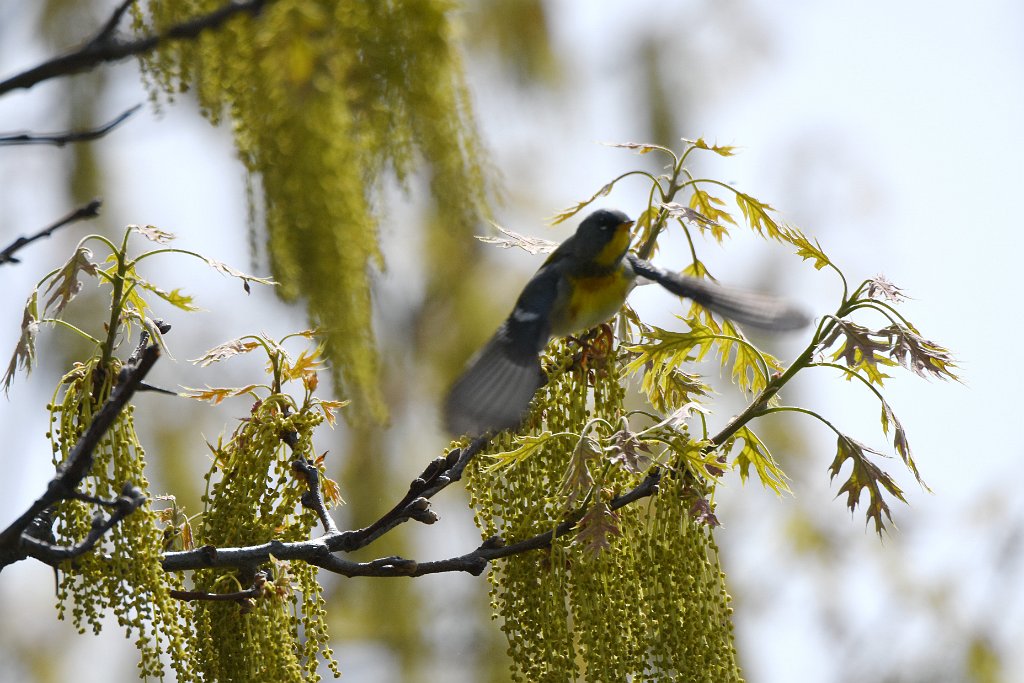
[444,324,545,437]
[627,254,810,331]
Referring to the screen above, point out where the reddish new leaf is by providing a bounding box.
[829,435,907,535]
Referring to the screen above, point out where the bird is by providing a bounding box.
[443,208,808,438]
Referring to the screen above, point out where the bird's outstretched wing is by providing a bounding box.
[627,254,809,331]
[443,263,563,437]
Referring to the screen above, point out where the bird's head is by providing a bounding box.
[572,209,634,267]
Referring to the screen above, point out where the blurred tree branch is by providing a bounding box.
[0,0,272,96]
[0,198,102,266]
[0,104,141,147]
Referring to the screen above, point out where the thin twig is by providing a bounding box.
[0,199,102,266]
[19,485,146,564]
[0,0,271,96]
[292,458,339,535]
[94,0,139,44]
[170,571,266,604]
[0,104,142,147]
[67,489,134,507]
[329,436,488,552]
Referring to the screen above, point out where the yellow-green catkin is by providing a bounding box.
[49,359,197,681]
[466,339,743,682]
[131,0,489,423]
[640,471,743,682]
[191,394,339,682]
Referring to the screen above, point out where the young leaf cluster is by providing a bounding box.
[12,226,266,680]
[801,276,958,531]
[3,225,270,393]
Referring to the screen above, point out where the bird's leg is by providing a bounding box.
[569,323,616,374]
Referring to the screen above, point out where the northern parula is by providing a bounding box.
[444,208,808,437]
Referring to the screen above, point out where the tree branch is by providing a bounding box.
[329,437,489,552]
[0,0,271,96]
[0,199,102,266]
[707,347,816,450]
[0,344,161,570]
[292,458,339,535]
[1,341,662,579]
[161,462,664,579]
[161,437,491,574]
[19,484,147,564]
[311,469,664,578]
[96,0,139,43]
[0,104,141,147]
[170,571,267,614]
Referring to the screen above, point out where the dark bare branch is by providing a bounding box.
[0,199,102,266]
[95,0,139,44]
[160,439,490,573]
[0,104,141,147]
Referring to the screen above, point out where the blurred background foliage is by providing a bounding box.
[0,1,1020,682]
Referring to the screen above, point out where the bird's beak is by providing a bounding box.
[619,220,635,230]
